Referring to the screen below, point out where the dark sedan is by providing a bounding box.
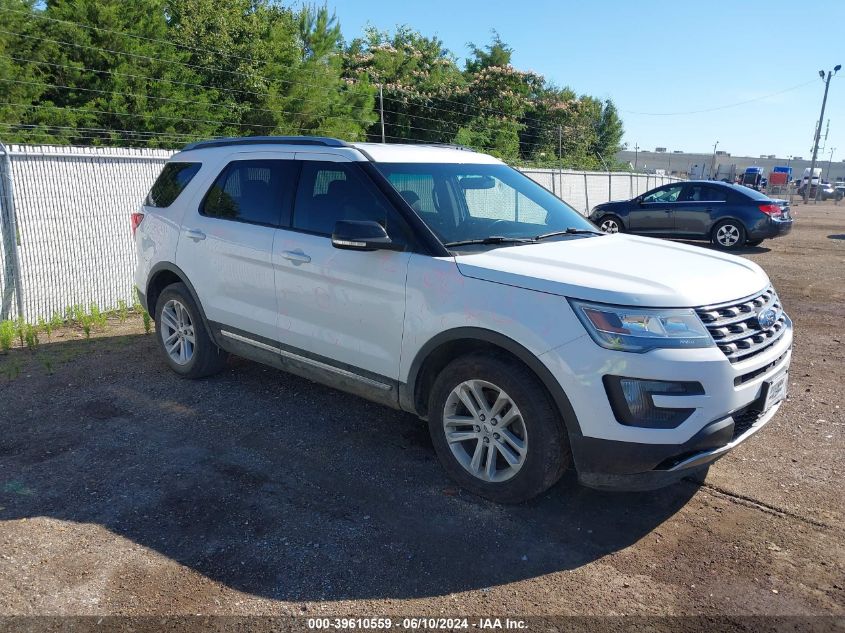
[589,181,793,250]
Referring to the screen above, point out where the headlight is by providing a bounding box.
[569,299,714,352]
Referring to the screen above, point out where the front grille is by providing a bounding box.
[696,286,789,363]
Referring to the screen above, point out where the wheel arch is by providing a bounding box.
[401,327,583,439]
[144,263,217,345]
[596,211,626,230]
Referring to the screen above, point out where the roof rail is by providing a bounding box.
[180,136,350,151]
[419,143,476,152]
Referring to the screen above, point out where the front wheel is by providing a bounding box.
[711,220,746,250]
[597,215,623,234]
[155,282,228,378]
[427,353,571,503]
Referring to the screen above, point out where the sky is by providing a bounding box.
[323,0,844,160]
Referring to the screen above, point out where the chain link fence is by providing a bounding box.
[0,143,685,323]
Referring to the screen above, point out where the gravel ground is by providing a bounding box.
[0,202,843,619]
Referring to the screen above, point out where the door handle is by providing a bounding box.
[184,228,206,241]
[281,250,311,265]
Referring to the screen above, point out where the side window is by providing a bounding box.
[145,162,201,208]
[701,187,727,202]
[292,161,396,236]
[387,173,437,216]
[202,159,296,226]
[460,175,547,225]
[643,184,683,203]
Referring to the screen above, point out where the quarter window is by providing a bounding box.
[145,162,201,208]
[202,160,296,226]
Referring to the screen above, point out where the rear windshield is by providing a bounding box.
[145,162,201,208]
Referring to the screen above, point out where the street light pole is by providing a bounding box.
[805,65,841,203]
[709,141,719,179]
[826,147,836,181]
[634,143,639,172]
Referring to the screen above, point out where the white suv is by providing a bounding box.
[133,137,792,502]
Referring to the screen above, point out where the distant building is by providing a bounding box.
[655,147,667,153]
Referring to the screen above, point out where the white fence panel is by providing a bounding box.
[2,145,172,321]
[519,168,684,215]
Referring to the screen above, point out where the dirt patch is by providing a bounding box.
[0,203,843,616]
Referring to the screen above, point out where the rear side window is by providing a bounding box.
[202,159,297,226]
[145,162,201,208]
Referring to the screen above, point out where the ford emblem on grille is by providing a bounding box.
[756,307,778,330]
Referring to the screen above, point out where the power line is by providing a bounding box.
[623,80,818,116]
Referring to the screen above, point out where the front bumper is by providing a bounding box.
[540,317,793,491]
[572,399,783,491]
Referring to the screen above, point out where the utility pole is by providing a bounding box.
[558,126,562,161]
[826,147,836,181]
[379,84,385,144]
[709,140,719,179]
[805,65,840,203]
[633,143,639,172]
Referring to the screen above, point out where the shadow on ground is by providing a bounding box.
[0,334,697,601]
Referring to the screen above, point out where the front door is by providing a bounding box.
[629,183,684,233]
[272,154,412,381]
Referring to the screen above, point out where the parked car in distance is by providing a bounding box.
[589,180,793,250]
[134,137,792,503]
[817,182,836,201]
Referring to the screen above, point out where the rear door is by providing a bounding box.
[628,184,683,233]
[175,152,298,342]
[674,184,728,236]
[271,154,412,382]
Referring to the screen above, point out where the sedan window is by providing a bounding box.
[643,184,684,203]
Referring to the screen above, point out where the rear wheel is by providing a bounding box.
[155,283,228,378]
[597,215,623,234]
[427,353,570,503]
[711,220,746,250]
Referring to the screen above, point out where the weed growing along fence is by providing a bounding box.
[0,143,683,323]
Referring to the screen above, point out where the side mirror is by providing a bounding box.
[331,220,397,251]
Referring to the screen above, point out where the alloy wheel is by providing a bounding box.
[160,299,196,365]
[716,223,741,247]
[442,379,528,483]
[600,218,620,233]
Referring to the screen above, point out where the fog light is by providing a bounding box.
[603,376,703,429]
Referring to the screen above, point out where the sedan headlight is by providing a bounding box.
[569,299,714,353]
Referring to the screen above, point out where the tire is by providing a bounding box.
[597,214,623,234]
[711,219,746,250]
[154,282,228,378]
[427,352,571,503]
[745,239,764,247]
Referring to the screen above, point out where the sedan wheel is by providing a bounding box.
[599,217,621,234]
[714,222,743,248]
[442,379,528,483]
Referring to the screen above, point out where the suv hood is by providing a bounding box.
[454,234,769,307]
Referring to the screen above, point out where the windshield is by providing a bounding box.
[372,162,596,247]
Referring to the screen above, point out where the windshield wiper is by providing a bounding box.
[444,236,538,248]
[534,227,604,240]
